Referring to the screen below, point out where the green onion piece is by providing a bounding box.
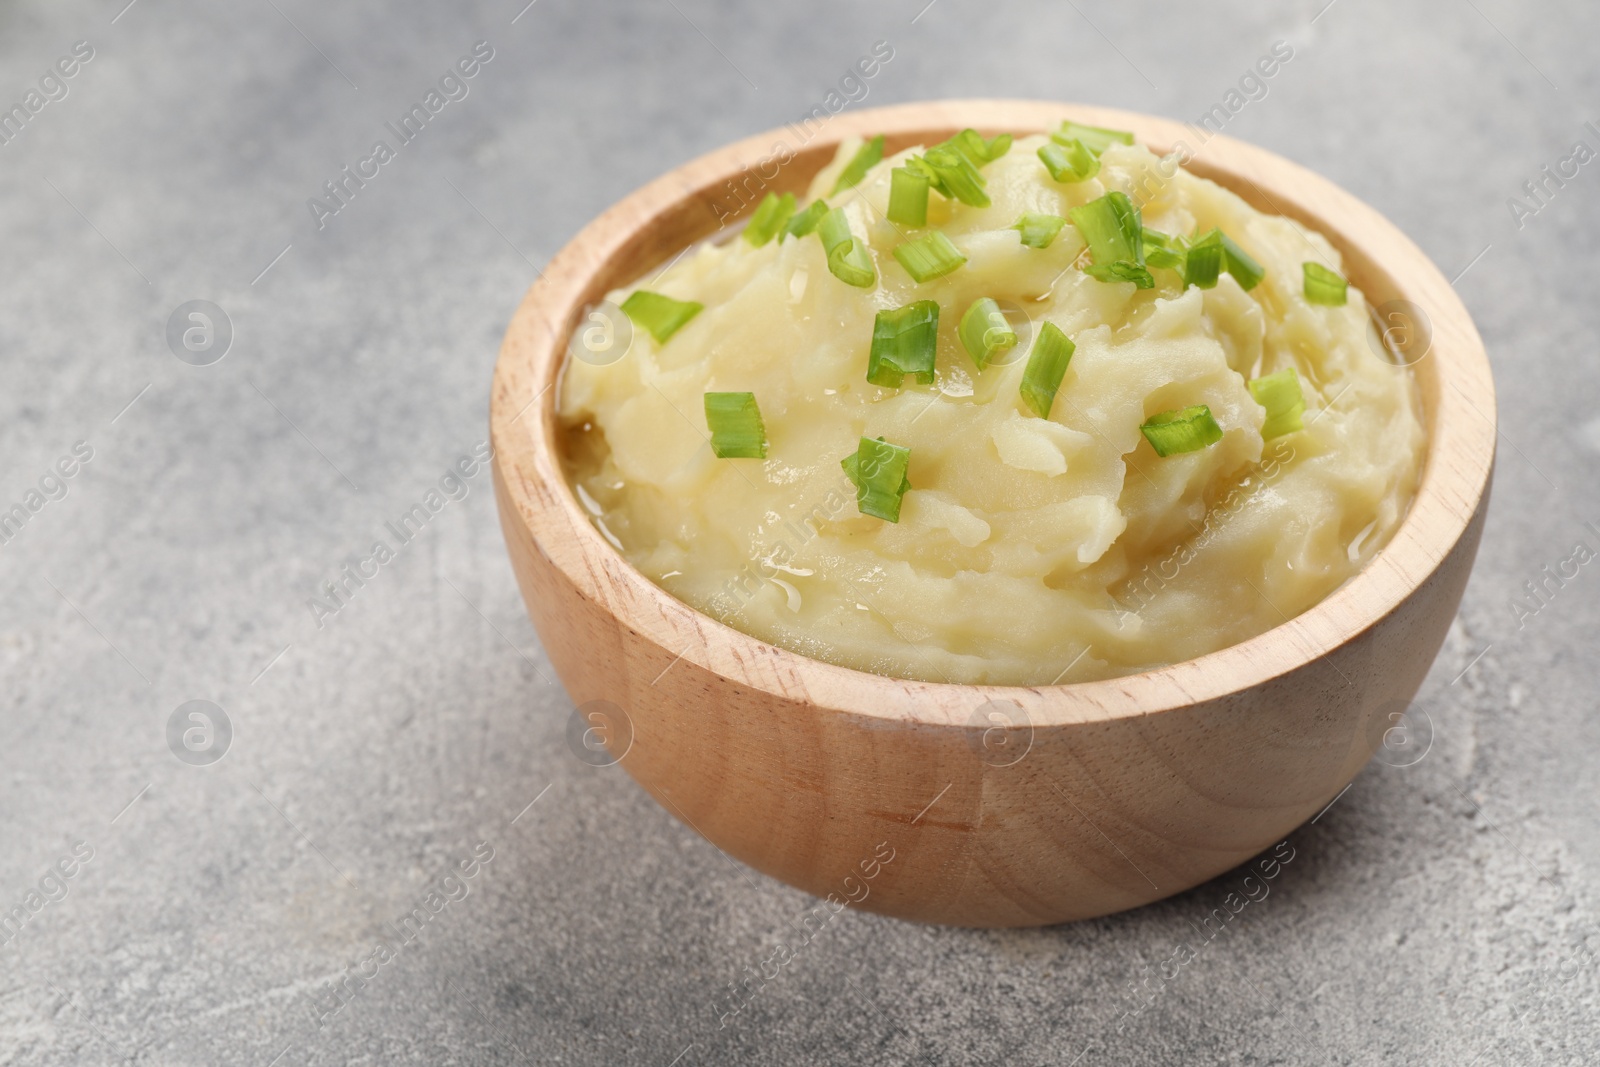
[743,192,796,247]
[785,199,829,238]
[1142,228,1185,271]
[831,135,885,194]
[916,144,991,207]
[1053,120,1135,155]
[1019,321,1075,418]
[903,156,949,199]
[1302,261,1348,306]
[981,132,1013,161]
[1183,229,1224,288]
[828,239,876,287]
[1013,213,1068,249]
[1069,191,1142,265]
[1037,139,1100,183]
[958,298,1018,370]
[887,167,930,227]
[1145,247,1185,271]
[817,205,852,251]
[841,436,913,522]
[704,392,768,458]
[1248,368,1306,439]
[1220,231,1265,290]
[818,207,876,288]
[1141,405,1223,457]
[946,130,985,164]
[867,300,940,388]
[619,290,704,344]
[893,231,966,282]
[1084,261,1155,288]
[1071,191,1154,289]
[947,128,1012,165]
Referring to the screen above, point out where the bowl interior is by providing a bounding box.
[493,99,1495,727]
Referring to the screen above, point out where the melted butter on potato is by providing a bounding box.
[559,135,1424,685]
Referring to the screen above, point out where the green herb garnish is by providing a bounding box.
[1020,322,1076,418]
[1070,191,1154,289]
[887,167,930,227]
[1141,405,1224,456]
[1142,228,1186,271]
[704,392,768,458]
[817,207,876,288]
[831,135,885,194]
[1302,262,1348,305]
[1248,368,1306,439]
[958,298,1018,370]
[1220,231,1265,290]
[1038,139,1099,183]
[1013,213,1069,249]
[908,144,990,207]
[842,436,913,522]
[867,301,940,387]
[785,199,829,239]
[1053,120,1135,155]
[893,231,966,282]
[744,192,796,247]
[620,291,704,344]
[1180,229,1222,288]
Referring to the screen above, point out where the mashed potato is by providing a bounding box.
[558,128,1424,685]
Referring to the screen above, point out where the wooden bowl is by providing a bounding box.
[489,100,1494,927]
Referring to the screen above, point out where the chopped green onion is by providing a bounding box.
[829,240,876,287]
[620,290,704,344]
[947,128,1012,165]
[1303,262,1348,306]
[1183,230,1224,288]
[1182,229,1224,288]
[911,144,990,207]
[817,205,852,250]
[958,298,1018,370]
[1220,231,1265,290]
[1053,120,1135,155]
[1037,139,1099,183]
[785,199,829,238]
[831,135,885,194]
[1248,368,1306,439]
[903,156,947,199]
[841,436,913,522]
[704,392,768,458]
[1084,261,1155,287]
[743,192,796,247]
[1069,191,1142,266]
[1013,213,1068,249]
[1141,405,1223,456]
[1145,247,1185,271]
[1019,322,1075,418]
[887,166,930,227]
[1142,228,1185,271]
[867,300,940,388]
[893,231,966,282]
[1070,192,1154,289]
[818,207,876,288]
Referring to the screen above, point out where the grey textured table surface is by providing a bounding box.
[1,0,1597,1063]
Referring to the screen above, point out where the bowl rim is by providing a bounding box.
[490,98,1496,728]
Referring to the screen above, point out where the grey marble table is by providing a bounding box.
[1,0,1597,1063]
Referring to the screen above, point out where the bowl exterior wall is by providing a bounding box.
[495,461,1487,926]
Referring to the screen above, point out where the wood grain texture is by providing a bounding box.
[489,100,1495,927]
